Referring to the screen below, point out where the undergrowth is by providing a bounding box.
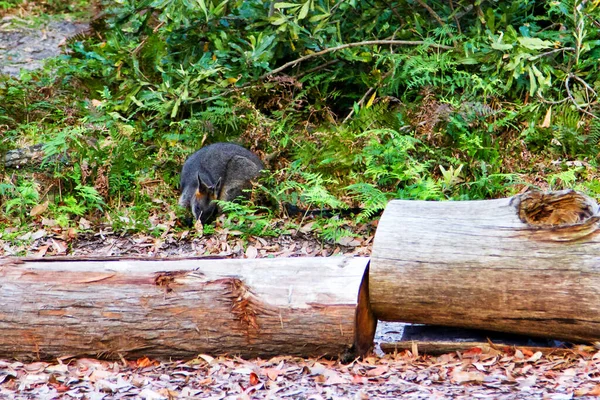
[0,0,599,246]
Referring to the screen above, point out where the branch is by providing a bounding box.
[536,93,569,105]
[565,74,599,120]
[259,40,453,80]
[383,0,404,24]
[448,0,461,35]
[342,70,394,124]
[414,0,455,40]
[189,41,451,105]
[342,87,376,124]
[294,59,341,79]
[529,47,575,61]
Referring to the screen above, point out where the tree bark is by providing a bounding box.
[0,256,368,361]
[369,190,600,343]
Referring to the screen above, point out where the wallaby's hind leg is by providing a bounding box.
[219,155,263,202]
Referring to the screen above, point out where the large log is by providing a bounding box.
[0,256,368,361]
[367,190,600,344]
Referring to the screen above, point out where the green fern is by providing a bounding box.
[346,183,389,222]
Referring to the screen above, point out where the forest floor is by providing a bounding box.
[2,10,600,400]
[1,343,599,399]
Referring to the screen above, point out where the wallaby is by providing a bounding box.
[179,143,264,224]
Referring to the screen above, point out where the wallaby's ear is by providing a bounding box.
[213,177,223,199]
[197,173,211,194]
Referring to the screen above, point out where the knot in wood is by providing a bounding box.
[513,189,598,227]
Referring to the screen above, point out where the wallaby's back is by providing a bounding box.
[179,143,263,223]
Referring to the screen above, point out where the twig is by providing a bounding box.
[294,59,341,79]
[189,86,250,104]
[415,0,444,28]
[448,0,461,35]
[330,0,347,15]
[529,47,575,61]
[259,40,453,80]
[565,74,599,120]
[268,1,275,17]
[415,0,456,44]
[383,0,404,24]
[342,70,394,124]
[536,93,569,105]
[342,87,376,124]
[132,21,165,56]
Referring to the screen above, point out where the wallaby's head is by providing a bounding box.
[191,175,222,224]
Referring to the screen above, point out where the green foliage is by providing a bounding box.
[2,0,600,241]
[276,170,348,211]
[3,181,39,219]
[218,200,280,237]
[345,183,389,222]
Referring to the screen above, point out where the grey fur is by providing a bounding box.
[179,143,264,224]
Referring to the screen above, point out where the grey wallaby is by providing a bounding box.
[179,143,264,224]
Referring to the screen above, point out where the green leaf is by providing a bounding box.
[458,58,480,65]
[274,2,301,9]
[298,0,311,20]
[195,0,208,20]
[528,66,537,96]
[517,37,553,50]
[491,42,513,51]
[270,16,289,25]
[308,12,329,22]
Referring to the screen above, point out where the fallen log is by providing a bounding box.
[0,256,368,361]
[365,190,600,348]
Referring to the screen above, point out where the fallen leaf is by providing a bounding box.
[262,367,284,381]
[51,239,68,254]
[463,347,483,357]
[41,218,57,227]
[136,357,159,368]
[517,374,537,389]
[366,365,388,377]
[249,372,260,386]
[31,229,47,240]
[24,362,48,373]
[65,227,78,240]
[245,245,258,259]
[30,201,49,217]
[520,348,534,357]
[337,236,360,247]
[89,369,112,382]
[540,106,552,128]
[451,368,485,384]
[79,218,92,230]
[138,388,164,399]
[194,219,204,236]
[576,385,600,396]
[526,351,543,362]
[299,222,316,233]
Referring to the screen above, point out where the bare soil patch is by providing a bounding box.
[0,16,87,75]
